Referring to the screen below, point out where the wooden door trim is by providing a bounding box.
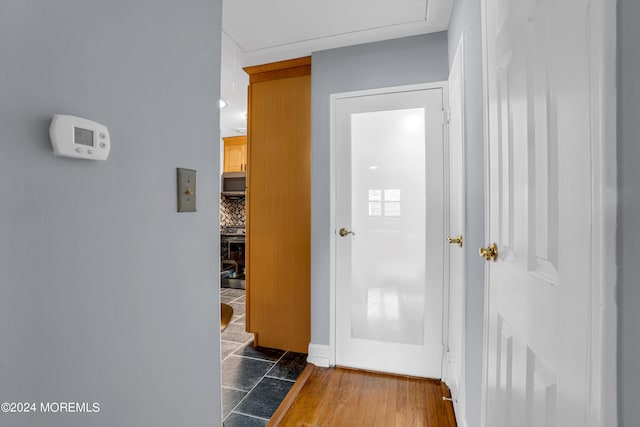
[266,364,315,427]
[244,56,311,84]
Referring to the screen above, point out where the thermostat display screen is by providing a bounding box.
[74,127,94,146]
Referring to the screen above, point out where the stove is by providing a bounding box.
[220,226,246,290]
[221,226,246,237]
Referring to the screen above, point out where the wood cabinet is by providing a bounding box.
[244,57,311,353]
[223,135,247,172]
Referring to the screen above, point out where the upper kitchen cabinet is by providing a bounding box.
[223,135,247,172]
[244,57,311,353]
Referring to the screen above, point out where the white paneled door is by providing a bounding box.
[482,0,615,425]
[333,84,447,378]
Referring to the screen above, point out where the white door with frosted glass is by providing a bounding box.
[334,85,446,378]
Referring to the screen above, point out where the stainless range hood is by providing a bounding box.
[221,172,246,198]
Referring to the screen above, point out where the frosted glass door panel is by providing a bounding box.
[334,86,445,378]
[350,109,426,345]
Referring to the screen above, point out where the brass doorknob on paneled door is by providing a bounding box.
[479,243,499,262]
[447,235,463,247]
[339,228,356,237]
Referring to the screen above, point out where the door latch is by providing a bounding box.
[479,243,499,262]
[339,228,355,237]
[447,235,463,248]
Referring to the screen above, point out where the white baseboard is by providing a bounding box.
[307,343,331,367]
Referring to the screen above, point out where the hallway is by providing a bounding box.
[273,366,457,426]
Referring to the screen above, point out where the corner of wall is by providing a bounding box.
[307,343,331,368]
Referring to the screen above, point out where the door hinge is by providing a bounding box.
[443,107,451,124]
[442,345,450,368]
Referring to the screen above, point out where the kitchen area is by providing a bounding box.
[220,137,247,290]
[218,134,309,425]
[217,54,311,355]
[217,33,312,424]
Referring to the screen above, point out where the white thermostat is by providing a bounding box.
[49,114,111,160]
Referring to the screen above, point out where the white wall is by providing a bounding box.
[0,2,223,426]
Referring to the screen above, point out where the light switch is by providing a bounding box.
[177,168,197,212]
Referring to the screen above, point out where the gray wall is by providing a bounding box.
[0,2,222,426]
[618,0,640,425]
[310,33,449,342]
[447,0,485,426]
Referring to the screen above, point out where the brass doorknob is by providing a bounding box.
[479,243,498,262]
[447,235,463,248]
[339,228,355,237]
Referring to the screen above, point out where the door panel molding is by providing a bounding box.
[479,0,617,425]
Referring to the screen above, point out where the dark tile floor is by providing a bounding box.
[220,288,307,426]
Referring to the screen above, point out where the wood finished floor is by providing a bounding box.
[271,366,457,427]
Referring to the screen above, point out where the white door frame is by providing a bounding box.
[327,81,450,369]
[478,0,618,425]
[444,34,467,427]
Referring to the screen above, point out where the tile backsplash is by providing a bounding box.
[220,198,245,227]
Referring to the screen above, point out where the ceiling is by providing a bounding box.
[219,0,453,137]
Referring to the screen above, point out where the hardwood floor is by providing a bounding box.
[269,365,457,427]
